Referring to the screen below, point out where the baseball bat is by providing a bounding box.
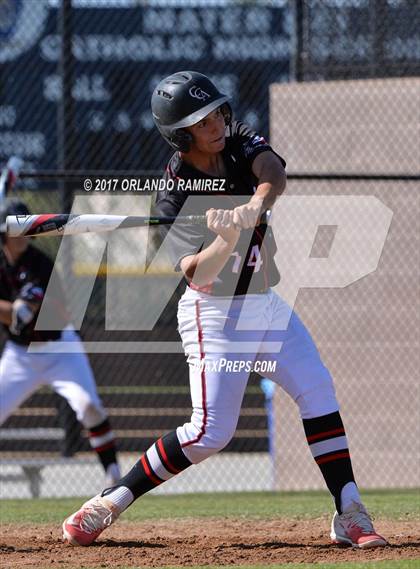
[6,213,207,237]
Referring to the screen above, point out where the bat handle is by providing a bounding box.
[149,215,207,225]
[186,215,207,225]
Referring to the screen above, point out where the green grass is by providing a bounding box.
[0,489,418,525]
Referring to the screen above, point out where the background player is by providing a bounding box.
[0,198,121,487]
[62,71,386,549]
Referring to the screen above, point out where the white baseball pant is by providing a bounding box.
[176,287,339,464]
[0,328,107,429]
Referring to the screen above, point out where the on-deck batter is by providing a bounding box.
[63,71,386,548]
[0,199,121,486]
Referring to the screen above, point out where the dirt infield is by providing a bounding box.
[1,518,419,568]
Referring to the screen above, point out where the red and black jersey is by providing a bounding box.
[155,121,285,296]
[0,245,69,345]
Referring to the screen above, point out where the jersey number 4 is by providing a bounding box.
[231,245,263,273]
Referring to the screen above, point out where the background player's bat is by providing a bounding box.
[0,157,23,203]
[6,213,207,237]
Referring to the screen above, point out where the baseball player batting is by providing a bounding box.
[63,71,387,548]
[0,198,121,486]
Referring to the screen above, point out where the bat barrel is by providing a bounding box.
[6,215,37,237]
[5,213,207,237]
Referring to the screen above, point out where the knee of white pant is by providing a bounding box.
[177,416,237,464]
[77,401,107,429]
[295,380,339,419]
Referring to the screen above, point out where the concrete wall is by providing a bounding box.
[269,78,419,489]
[270,77,419,175]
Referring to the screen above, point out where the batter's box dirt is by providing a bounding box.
[1,518,419,568]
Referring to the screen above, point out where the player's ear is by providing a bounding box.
[221,103,232,126]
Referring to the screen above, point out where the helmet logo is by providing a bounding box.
[189,86,210,101]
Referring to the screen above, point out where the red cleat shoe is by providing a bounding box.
[62,494,121,546]
[330,501,387,548]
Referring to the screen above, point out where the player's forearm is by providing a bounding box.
[251,153,287,212]
[251,181,284,212]
[181,234,239,286]
[0,300,12,326]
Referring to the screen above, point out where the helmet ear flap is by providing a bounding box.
[171,103,232,153]
[171,129,193,153]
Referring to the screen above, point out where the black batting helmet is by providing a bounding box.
[0,198,31,235]
[151,71,232,152]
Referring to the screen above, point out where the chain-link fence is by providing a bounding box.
[0,0,291,173]
[0,0,419,498]
[270,178,419,490]
[295,0,419,81]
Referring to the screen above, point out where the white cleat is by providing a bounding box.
[331,501,387,548]
[62,494,121,546]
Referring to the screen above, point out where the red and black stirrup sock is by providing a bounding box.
[302,411,356,514]
[88,418,118,472]
[112,430,192,499]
